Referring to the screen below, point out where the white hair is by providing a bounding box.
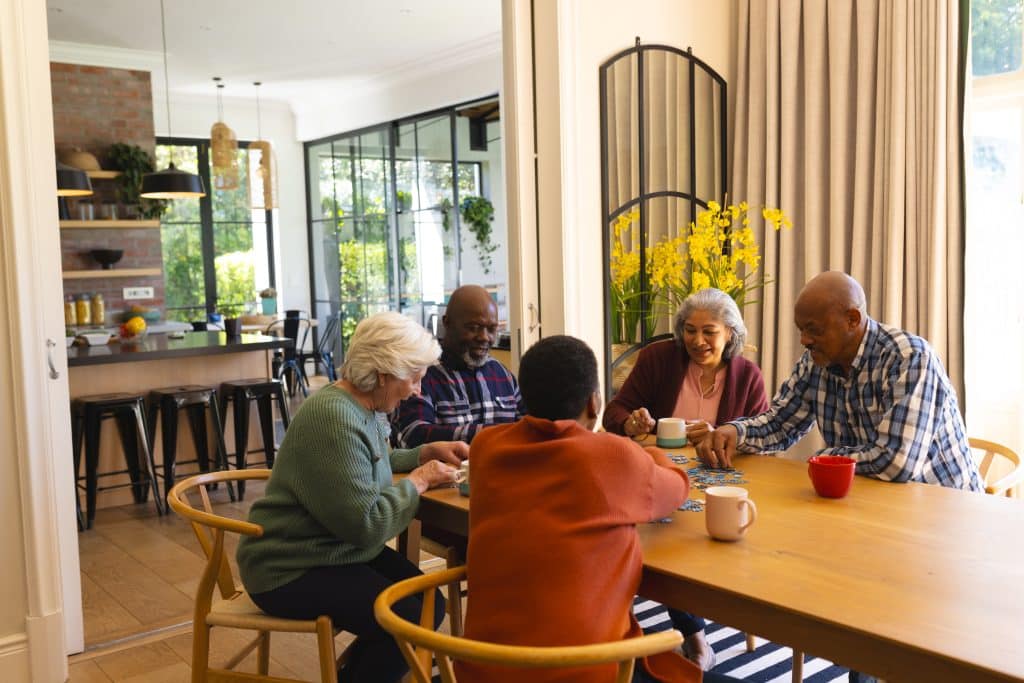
[341,312,440,392]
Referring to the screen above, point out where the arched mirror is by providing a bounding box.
[600,39,727,397]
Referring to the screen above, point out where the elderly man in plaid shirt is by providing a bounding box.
[697,271,982,492]
[394,285,524,447]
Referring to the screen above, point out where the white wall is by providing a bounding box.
[528,0,735,371]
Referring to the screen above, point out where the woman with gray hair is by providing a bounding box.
[603,288,768,671]
[604,288,768,446]
[238,311,467,683]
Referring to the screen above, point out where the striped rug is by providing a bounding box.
[635,598,851,682]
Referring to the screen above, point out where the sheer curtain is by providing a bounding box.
[732,0,966,419]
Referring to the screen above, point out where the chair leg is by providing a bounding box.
[185,403,211,474]
[257,631,271,675]
[71,408,86,531]
[232,390,250,498]
[114,409,145,503]
[83,406,102,529]
[792,651,803,682]
[255,394,277,468]
[207,394,237,502]
[160,398,180,501]
[315,616,339,683]
[191,622,212,683]
[445,548,464,637]
[274,384,291,430]
[131,402,164,515]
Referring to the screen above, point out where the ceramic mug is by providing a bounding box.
[807,455,856,498]
[705,486,757,541]
[656,417,688,448]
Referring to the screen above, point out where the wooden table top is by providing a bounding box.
[415,447,1024,682]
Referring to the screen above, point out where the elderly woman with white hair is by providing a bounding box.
[237,311,466,683]
[603,288,768,670]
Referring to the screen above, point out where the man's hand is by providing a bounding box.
[419,440,469,466]
[697,424,738,468]
[684,419,713,445]
[623,408,656,437]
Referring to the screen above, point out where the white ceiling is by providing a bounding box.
[45,0,501,111]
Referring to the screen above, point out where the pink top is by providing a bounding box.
[673,363,727,424]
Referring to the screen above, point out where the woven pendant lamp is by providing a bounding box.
[248,82,277,209]
[210,77,239,191]
[140,0,205,199]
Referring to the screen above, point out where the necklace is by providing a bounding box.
[691,364,718,398]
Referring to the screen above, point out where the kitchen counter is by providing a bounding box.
[68,331,291,367]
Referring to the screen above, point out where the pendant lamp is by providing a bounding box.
[249,82,277,209]
[140,0,205,199]
[56,160,93,196]
[210,77,239,190]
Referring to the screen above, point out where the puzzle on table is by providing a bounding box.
[685,464,748,490]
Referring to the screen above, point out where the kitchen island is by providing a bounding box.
[68,331,293,511]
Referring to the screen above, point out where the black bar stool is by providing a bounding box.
[71,393,164,530]
[147,385,235,501]
[219,378,291,498]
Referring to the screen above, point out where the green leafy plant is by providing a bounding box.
[106,143,168,219]
[459,195,497,273]
[396,190,413,212]
[438,197,453,232]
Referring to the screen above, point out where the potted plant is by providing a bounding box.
[106,143,169,219]
[396,190,413,213]
[459,195,498,273]
[259,287,278,315]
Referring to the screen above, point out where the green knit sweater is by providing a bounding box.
[237,385,422,594]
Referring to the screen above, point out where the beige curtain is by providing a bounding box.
[733,0,965,402]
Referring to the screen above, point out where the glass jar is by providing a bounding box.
[64,295,77,326]
[90,293,105,326]
[75,294,91,326]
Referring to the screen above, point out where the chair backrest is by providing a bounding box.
[265,317,311,361]
[316,312,341,356]
[373,566,682,683]
[969,438,1024,497]
[167,469,271,600]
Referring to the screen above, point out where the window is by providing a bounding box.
[965,0,1024,454]
[157,139,276,321]
[305,96,505,359]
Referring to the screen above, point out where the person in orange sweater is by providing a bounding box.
[458,335,742,683]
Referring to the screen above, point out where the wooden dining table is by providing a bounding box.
[400,446,1024,682]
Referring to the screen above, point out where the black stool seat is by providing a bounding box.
[219,378,291,498]
[147,385,234,501]
[72,392,164,530]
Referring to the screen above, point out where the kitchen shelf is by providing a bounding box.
[63,268,162,280]
[86,170,121,180]
[60,220,161,229]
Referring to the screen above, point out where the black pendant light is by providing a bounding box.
[140,0,205,199]
[56,160,93,196]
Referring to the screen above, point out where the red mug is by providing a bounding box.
[807,455,856,498]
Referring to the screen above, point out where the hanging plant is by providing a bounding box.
[106,143,169,219]
[438,197,453,232]
[459,195,497,274]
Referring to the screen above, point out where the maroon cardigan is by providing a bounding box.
[603,339,770,435]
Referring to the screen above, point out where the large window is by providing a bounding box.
[305,96,505,357]
[965,0,1024,454]
[157,138,276,322]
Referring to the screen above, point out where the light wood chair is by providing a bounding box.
[167,469,354,683]
[374,565,683,683]
[969,437,1024,497]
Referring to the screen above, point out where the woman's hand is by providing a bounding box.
[623,408,656,437]
[407,460,460,494]
[684,419,713,445]
[419,440,469,466]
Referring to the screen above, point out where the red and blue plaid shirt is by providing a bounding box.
[393,351,524,447]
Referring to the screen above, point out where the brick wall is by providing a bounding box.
[51,62,164,322]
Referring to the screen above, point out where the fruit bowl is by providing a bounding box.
[78,330,114,346]
[119,308,160,324]
[118,328,148,344]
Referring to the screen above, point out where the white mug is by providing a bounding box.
[455,460,470,484]
[705,486,757,541]
[656,417,687,448]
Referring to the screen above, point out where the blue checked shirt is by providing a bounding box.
[393,351,524,447]
[732,319,982,491]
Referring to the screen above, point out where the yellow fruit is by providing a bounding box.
[125,316,146,335]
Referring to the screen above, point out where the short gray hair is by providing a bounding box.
[673,288,747,360]
[341,312,440,392]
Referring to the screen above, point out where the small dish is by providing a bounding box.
[78,331,113,346]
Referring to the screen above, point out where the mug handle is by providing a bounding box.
[737,498,758,534]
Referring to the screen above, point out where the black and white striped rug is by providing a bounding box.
[635,598,850,682]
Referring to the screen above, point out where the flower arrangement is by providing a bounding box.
[609,200,792,344]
